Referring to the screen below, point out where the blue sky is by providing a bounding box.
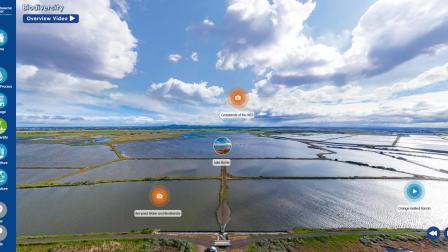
[16,0,448,127]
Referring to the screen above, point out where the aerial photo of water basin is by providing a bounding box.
[17,180,220,235]
[116,132,320,158]
[15,128,448,236]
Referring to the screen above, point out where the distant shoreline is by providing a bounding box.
[15,126,448,134]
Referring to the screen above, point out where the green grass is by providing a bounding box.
[17,238,148,252]
[140,238,195,252]
[16,129,181,138]
[17,237,195,252]
[16,128,268,150]
[16,128,266,138]
[247,233,427,252]
[17,229,159,240]
[17,176,221,189]
[289,227,421,234]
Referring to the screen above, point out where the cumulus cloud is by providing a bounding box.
[148,78,224,105]
[17,0,138,79]
[16,64,172,126]
[168,54,182,62]
[16,65,224,126]
[216,0,448,86]
[216,0,340,76]
[17,64,121,120]
[342,0,448,78]
[17,64,118,97]
[191,51,199,62]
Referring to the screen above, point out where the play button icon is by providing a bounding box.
[405,181,424,202]
[23,14,79,24]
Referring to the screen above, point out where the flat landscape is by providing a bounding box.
[16,128,448,250]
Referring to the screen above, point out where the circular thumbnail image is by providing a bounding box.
[0,169,7,187]
[0,202,7,218]
[0,118,6,134]
[213,137,232,155]
[0,144,6,160]
[0,29,7,47]
[0,225,7,241]
[0,68,7,84]
[0,93,7,109]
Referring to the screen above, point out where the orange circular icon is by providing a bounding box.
[228,88,248,108]
[150,186,170,207]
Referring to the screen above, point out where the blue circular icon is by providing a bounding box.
[427,226,440,241]
[405,181,424,202]
[444,227,448,240]
[0,169,7,187]
[0,93,7,109]
[0,29,7,47]
[0,68,7,84]
[0,144,6,160]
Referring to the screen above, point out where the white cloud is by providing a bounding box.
[16,64,38,82]
[16,65,224,126]
[249,86,448,126]
[17,0,137,79]
[191,51,199,62]
[202,18,215,27]
[186,18,216,37]
[216,0,448,86]
[216,0,334,74]
[111,0,129,17]
[148,78,224,105]
[247,63,448,126]
[16,64,174,126]
[342,0,448,78]
[376,62,448,98]
[316,30,351,51]
[17,64,117,96]
[17,64,120,119]
[168,54,182,62]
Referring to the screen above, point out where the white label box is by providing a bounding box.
[134,210,182,217]
[213,159,231,166]
[220,111,254,119]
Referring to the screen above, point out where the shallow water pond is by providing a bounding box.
[17,180,220,235]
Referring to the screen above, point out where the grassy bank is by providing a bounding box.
[16,128,266,140]
[17,229,158,241]
[17,238,195,252]
[246,233,441,252]
[17,228,440,252]
[17,176,221,189]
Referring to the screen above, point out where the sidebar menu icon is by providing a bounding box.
[0,0,15,250]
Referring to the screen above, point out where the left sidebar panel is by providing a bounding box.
[0,0,16,250]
